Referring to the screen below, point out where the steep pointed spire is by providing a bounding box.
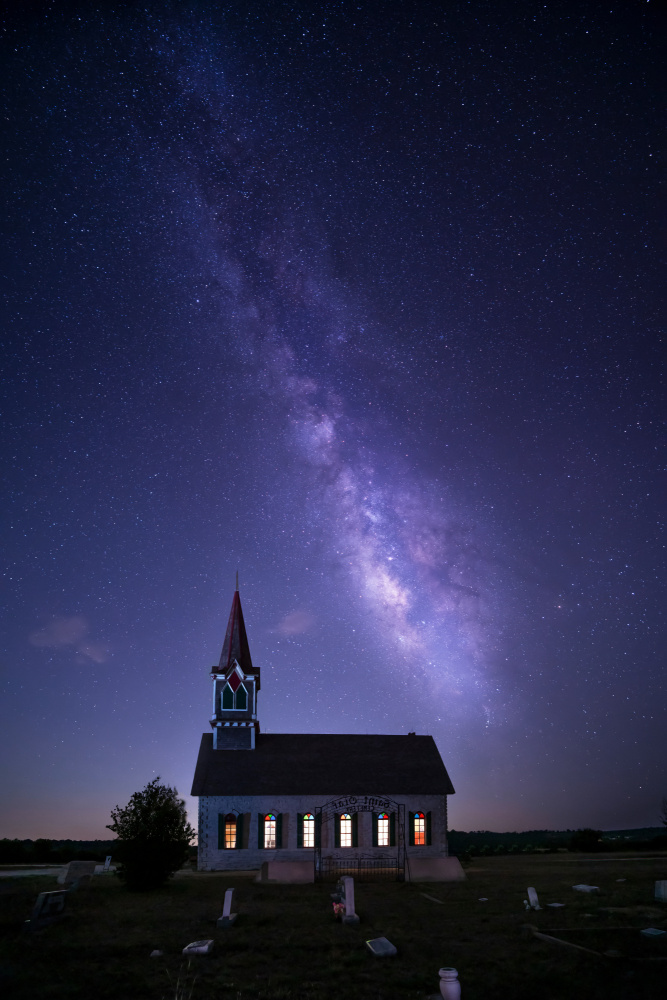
[217,586,257,681]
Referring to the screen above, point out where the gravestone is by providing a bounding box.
[527,887,541,910]
[182,940,214,955]
[438,967,461,1000]
[655,880,667,902]
[217,888,237,928]
[25,890,69,931]
[341,875,360,925]
[366,936,397,957]
[103,856,112,871]
[57,860,97,888]
[572,884,599,893]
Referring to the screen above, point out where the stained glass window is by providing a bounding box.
[264,813,276,849]
[377,812,390,847]
[224,813,236,849]
[414,812,426,846]
[340,813,352,848]
[303,813,315,848]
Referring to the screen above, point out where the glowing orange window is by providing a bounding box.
[340,813,352,848]
[414,812,426,846]
[224,813,236,849]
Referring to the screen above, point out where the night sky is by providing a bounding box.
[1,2,664,841]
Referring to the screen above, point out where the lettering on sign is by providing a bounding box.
[328,794,393,812]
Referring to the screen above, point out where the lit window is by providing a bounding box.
[378,812,390,847]
[414,812,426,846]
[224,813,236,849]
[264,813,276,849]
[340,813,352,848]
[222,684,234,710]
[303,813,315,848]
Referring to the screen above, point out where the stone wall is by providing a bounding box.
[197,793,450,871]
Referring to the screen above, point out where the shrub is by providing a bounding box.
[569,828,602,852]
[107,777,195,890]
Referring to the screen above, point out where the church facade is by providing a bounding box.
[191,587,462,881]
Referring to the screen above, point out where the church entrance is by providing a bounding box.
[314,796,406,882]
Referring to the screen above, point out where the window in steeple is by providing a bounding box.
[235,683,248,710]
[222,684,234,710]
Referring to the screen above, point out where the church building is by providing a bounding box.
[191,586,463,882]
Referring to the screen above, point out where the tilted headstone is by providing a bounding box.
[527,887,541,910]
[655,880,667,902]
[25,890,69,931]
[572,884,599,893]
[182,940,214,955]
[217,888,237,928]
[57,860,97,888]
[438,967,461,1000]
[366,936,397,957]
[341,875,360,925]
[103,856,112,871]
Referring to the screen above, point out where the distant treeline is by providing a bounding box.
[0,839,118,864]
[448,827,667,856]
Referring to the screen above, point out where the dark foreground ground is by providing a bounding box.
[1,853,666,999]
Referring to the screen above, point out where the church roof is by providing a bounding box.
[216,589,258,681]
[191,732,455,797]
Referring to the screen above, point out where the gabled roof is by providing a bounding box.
[191,733,455,797]
[216,589,258,681]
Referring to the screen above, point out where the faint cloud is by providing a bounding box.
[29,616,109,663]
[276,610,316,636]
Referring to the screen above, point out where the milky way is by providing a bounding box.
[1,3,663,837]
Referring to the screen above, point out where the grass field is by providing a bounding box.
[1,853,666,999]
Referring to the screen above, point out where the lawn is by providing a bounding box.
[1,853,666,999]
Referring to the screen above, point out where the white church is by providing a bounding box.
[191,586,464,882]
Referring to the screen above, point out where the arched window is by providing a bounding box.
[224,813,237,849]
[377,812,390,847]
[264,813,277,849]
[414,812,426,846]
[222,684,234,710]
[235,683,248,710]
[303,813,315,848]
[340,813,352,848]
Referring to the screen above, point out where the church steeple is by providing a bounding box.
[210,584,260,750]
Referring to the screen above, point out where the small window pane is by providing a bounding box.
[340,813,352,848]
[264,814,276,849]
[303,813,315,848]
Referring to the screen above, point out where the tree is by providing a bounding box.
[107,778,195,890]
[661,796,667,828]
[569,828,602,852]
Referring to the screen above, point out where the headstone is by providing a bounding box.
[655,880,667,902]
[527,887,541,910]
[25,890,69,931]
[572,884,599,893]
[150,949,164,958]
[640,927,666,937]
[547,903,565,908]
[366,936,397,957]
[182,940,214,955]
[438,967,461,1000]
[103,856,112,871]
[57,860,97,888]
[216,888,237,928]
[341,875,360,925]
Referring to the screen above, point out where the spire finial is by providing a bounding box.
[235,570,239,592]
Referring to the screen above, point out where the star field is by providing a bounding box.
[0,2,663,838]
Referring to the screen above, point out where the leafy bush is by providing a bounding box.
[107,777,195,890]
